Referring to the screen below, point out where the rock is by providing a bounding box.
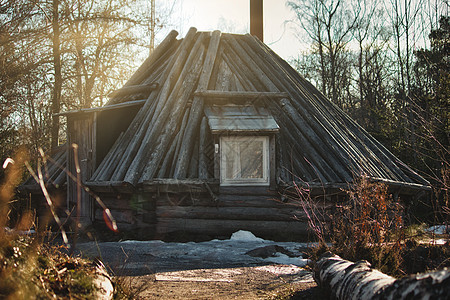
[245,245,297,258]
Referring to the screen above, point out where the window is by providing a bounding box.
[220,136,269,186]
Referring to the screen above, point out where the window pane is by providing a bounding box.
[224,141,240,179]
[220,136,269,185]
[240,140,263,179]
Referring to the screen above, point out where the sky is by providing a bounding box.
[159,0,302,61]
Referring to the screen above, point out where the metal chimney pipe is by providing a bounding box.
[250,0,263,41]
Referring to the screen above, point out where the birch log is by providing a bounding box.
[314,252,450,300]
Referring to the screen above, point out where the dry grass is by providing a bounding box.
[0,150,103,299]
[296,175,449,277]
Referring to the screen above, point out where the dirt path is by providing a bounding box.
[77,232,325,298]
[118,265,320,299]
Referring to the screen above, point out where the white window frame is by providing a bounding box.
[220,136,269,186]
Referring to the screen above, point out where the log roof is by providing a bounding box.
[21,28,430,194]
[88,28,428,189]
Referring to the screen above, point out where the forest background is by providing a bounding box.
[0,0,448,221]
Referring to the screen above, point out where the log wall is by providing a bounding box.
[92,188,332,241]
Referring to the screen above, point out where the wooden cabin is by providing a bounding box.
[20,29,431,241]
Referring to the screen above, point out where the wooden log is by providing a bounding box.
[279,98,342,181]
[229,35,351,182]
[54,100,147,116]
[239,36,354,178]
[220,50,329,182]
[156,194,289,208]
[156,218,309,237]
[247,35,416,184]
[105,30,179,106]
[155,206,307,221]
[106,30,194,181]
[91,131,123,181]
[110,49,193,181]
[187,139,199,178]
[168,109,191,177]
[254,39,399,181]
[314,253,450,300]
[194,90,288,99]
[157,108,190,178]
[94,208,134,224]
[150,28,199,121]
[121,30,179,87]
[108,83,158,98]
[97,89,160,181]
[124,28,201,184]
[173,97,204,178]
[221,43,332,182]
[173,30,221,179]
[86,180,135,193]
[137,37,207,183]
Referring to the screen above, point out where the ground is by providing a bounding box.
[76,231,324,299]
[75,229,449,299]
[118,266,320,299]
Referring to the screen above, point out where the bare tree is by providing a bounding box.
[51,0,62,149]
[288,0,359,108]
[0,0,174,158]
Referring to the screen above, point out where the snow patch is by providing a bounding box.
[432,239,448,245]
[155,268,243,282]
[426,225,449,235]
[255,264,303,275]
[230,230,266,242]
[265,253,310,267]
[255,265,315,283]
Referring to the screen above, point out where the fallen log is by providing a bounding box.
[314,252,450,300]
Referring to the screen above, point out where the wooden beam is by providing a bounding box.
[54,99,147,117]
[108,83,159,98]
[194,90,288,99]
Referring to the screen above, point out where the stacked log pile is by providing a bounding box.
[314,252,450,299]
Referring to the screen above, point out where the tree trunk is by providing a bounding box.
[314,252,450,300]
[51,0,62,150]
